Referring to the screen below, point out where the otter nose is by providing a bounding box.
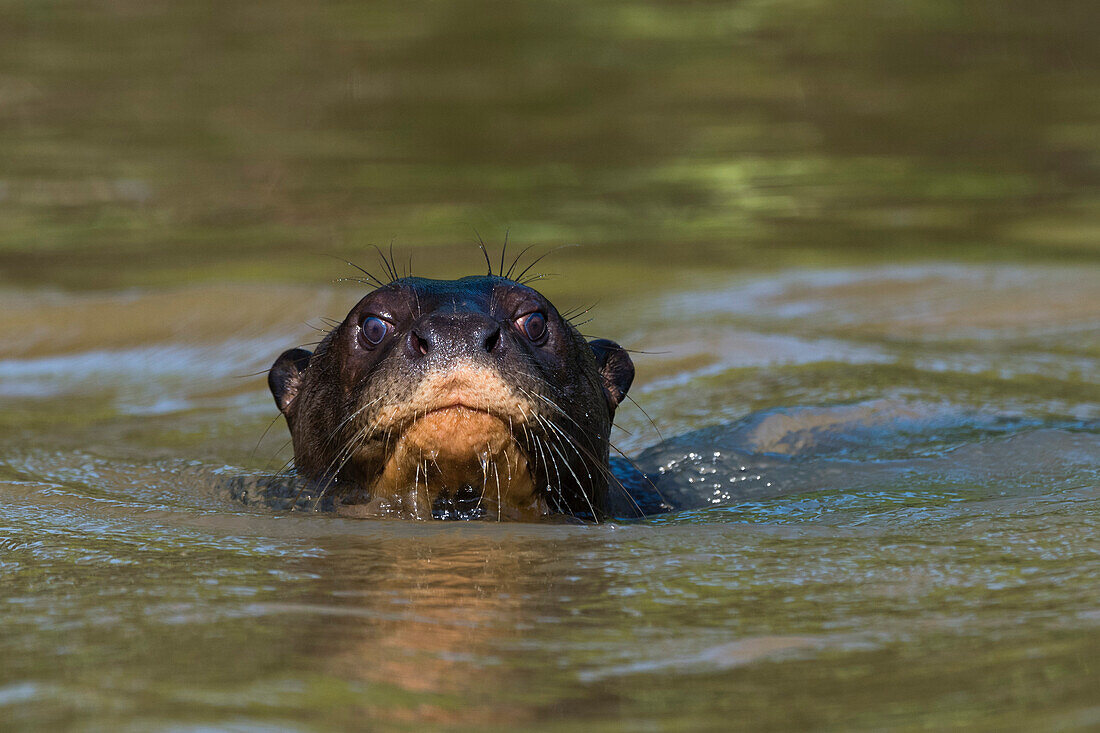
[407,313,502,359]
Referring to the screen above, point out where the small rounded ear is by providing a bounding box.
[269,348,312,415]
[588,339,634,412]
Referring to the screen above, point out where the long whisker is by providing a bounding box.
[607,440,670,512]
[625,393,664,441]
[490,441,502,521]
[415,449,424,518]
[473,228,492,276]
[388,240,399,281]
[513,244,578,283]
[535,415,599,522]
[514,381,649,520]
[364,243,399,282]
[324,254,386,288]
[537,431,570,519]
[251,413,286,462]
[505,243,540,280]
[313,429,368,507]
[537,412,645,520]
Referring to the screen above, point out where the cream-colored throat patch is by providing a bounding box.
[342,365,545,520]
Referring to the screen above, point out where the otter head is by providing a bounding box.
[268,275,634,521]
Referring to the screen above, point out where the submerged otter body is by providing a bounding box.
[268,275,634,521]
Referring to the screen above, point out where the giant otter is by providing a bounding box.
[268,272,636,521]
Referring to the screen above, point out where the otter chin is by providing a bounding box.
[267,272,634,522]
[355,367,542,520]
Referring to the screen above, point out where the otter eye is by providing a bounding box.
[516,312,547,343]
[359,316,392,347]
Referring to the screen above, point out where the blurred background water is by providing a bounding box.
[1,1,1099,730]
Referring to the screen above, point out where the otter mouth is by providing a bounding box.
[430,483,486,520]
[416,402,505,427]
[423,400,493,413]
[341,370,549,520]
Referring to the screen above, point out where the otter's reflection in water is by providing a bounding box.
[289,529,614,726]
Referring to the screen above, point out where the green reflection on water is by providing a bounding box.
[2,0,1099,289]
[2,0,1100,730]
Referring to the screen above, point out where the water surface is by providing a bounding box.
[2,1,1100,730]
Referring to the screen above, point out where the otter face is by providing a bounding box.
[268,276,634,521]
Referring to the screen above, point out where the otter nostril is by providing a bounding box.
[482,325,501,352]
[410,330,430,356]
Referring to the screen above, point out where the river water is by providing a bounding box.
[2,1,1100,730]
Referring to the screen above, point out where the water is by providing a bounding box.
[3,1,1100,730]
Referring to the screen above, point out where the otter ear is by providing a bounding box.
[269,348,312,415]
[588,339,634,411]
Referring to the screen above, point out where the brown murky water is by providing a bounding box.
[2,2,1100,730]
